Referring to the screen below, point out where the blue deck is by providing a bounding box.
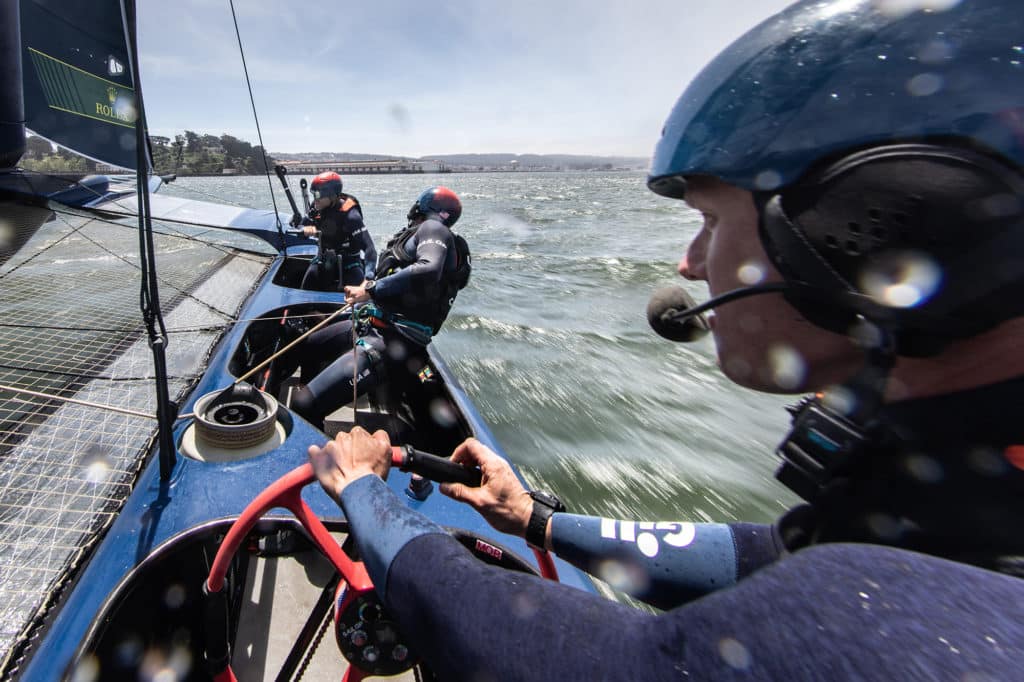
[19,251,597,680]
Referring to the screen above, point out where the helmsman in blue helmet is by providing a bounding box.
[306,2,1024,679]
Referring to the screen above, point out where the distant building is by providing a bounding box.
[276,159,447,175]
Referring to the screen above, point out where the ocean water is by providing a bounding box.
[163,172,799,524]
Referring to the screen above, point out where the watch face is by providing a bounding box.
[530,490,564,512]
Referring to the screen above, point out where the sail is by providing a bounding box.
[19,0,149,171]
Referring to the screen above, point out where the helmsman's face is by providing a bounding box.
[314,196,332,211]
[677,178,863,393]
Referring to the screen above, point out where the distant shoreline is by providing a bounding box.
[163,167,646,178]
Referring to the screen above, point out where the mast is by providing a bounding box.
[0,0,26,169]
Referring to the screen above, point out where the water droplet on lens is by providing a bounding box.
[0,221,13,247]
[511,592,540,619]
[114,636,143,667]
[919,39,953,63]
[904,454,944,483]
[865,513,902,541]
[723,357,753,381]
[875,0,963,18]
[969,447,1010,476]
[768,345,806,390]
[386,340,407,361]
[85,458,111,483]
[737,262,765,285]
[164,584,186,609]
[906,73,943,97]
[859,251,942,308]
[69,655,100,682]
[717,637,752,670]
[596,558,649,594]
[821,385,857,416]
[429,399,457,427]
[753,170,782,190]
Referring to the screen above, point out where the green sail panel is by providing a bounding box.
[20,0,148,171]
[27,48,137,130]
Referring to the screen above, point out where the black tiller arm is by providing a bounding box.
[274,164,303,226]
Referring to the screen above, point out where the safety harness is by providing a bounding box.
[373,220,471,335]
[355,303,434,347]
[310,194,364,271]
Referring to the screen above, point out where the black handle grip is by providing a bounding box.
[391,445,482,487]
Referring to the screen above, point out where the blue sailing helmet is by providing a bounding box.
[648,0,1024,355]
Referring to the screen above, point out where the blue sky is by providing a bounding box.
[137,1,794,158]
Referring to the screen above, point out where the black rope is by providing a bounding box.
[228,0,286,251]
[126,0,176,479]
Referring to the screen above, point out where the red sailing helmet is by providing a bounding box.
[413,186,461,227]
[310,171,343,200]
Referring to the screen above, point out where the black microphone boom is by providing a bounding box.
[647,283,790,343]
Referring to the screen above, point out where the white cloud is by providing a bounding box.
[138,0,794,156]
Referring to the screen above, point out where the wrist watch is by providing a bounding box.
[363,279,377,298]
[526,490,566,549]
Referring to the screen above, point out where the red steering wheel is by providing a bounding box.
[205,464,389,682]
[204,462,561,681]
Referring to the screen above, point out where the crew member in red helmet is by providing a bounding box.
[298,171,376,291]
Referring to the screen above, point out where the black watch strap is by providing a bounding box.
[526,490,565,549]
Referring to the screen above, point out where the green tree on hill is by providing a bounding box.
[149,131,275,175]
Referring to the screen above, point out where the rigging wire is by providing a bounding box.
[228,0,287,250]
[0,383,195,421]
[0,312,335,335]
[1,383,158,420]
[126,0,177,479]
[12,206,243,322]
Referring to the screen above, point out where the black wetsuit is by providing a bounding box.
[291,218,458,425]
[301,195,377,291]
[336,374,1024,680]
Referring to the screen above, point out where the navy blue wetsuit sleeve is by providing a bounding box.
[385,535,1024,681]
[347,208,377,279]
[550,514,781,610]
[337,474,447,599]
[371,220,448,301]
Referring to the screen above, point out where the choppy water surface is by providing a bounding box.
[164,172,799,523]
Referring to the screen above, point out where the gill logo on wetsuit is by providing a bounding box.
[600,519,697,558]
